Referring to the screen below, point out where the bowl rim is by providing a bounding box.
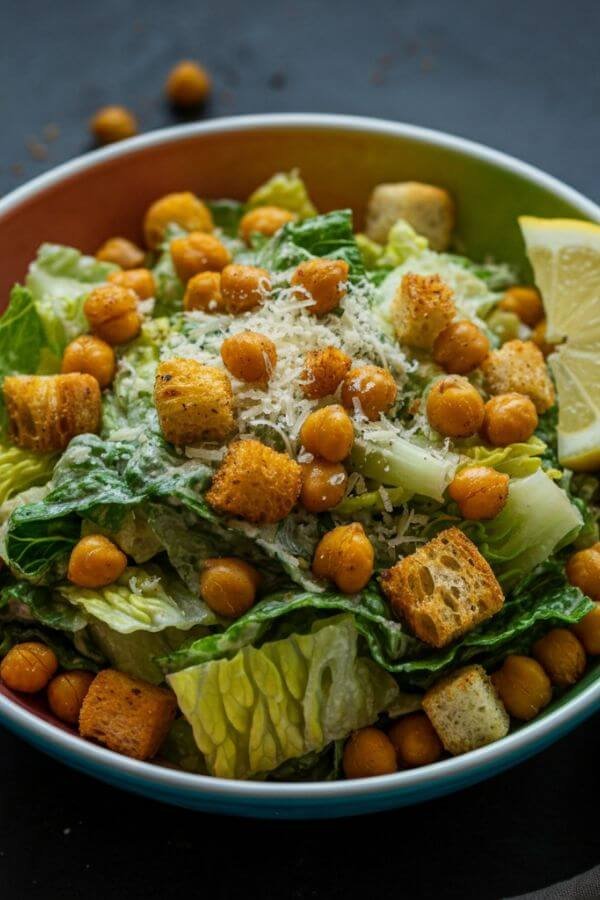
[1,112,599,803]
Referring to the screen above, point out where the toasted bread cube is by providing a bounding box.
[79,669,177,761]
[380,527,504,648]
[481,339,555,413]
[365,182,455,250]
[392,273,456,350]
[423,664,509,755]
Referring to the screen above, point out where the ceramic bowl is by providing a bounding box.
[0,114,598,818]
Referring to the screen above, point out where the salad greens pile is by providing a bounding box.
[0,170,596,782]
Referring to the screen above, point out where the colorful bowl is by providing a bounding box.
[0,114,598,818]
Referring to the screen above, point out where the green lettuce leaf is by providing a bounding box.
[0,621,100,671]
[0,580,86,632]
[152,226,185,318]
[167,614,399,779]
[159,718,208,773]
[459,437,549,479]
[334,486,409,516]
[0,443,57,504]
[207,199,245,237]
[247,170,317,218]
[351,434,459,502]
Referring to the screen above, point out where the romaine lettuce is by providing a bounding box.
[459,437,548,479]
[0,443,57,504]
[247,170,317,219]
[351,434,459,502]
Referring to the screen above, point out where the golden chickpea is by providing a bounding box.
[299,404,354,462]
[566,543,600,602]
[184,271,224,313]
[341,365,397,421]
[170,232,231,282]
[388,712,443,768]
[300,459,348,513]
[61,335,116,389]
[90,105,137,145]
[312,522,374,593]
[166,60,211,108]
[0,642,58,693]
[531,319,560,357]
[499,286,544,327]
[432,320,490,375]
[220,331,277,385]
[448,466,509,520]
[84,284,141,345]
[491,655,552,721]
[108,267,155,300]
[291,258,349,316]
[95,236,145,270]
[143,192,213,250]
[200,558,260,619]
[239,206,295,244]
[220,264,271,314]
[482,393,538,446]
[343,727,397,779]
[67,534,127,589]
[533,628,586,687]
[426,375,485,438]
[47,671,95,724]
[572,603,600,655]
[301,346,351,399]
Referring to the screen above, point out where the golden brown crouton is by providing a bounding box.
[79,669,177,761]
[365,182,455,250]
[380,526,504,648]
[392,273,456,350]
[301,346,352,399]
[481,339,555,413]
[423,665,509,755]
[154,358,234,445]
[206,438,302,523]
[3,374,101,452]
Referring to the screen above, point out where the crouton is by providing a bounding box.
[206,438,302,523]
[154,358,234,445]
[392,273,456,350]
[365,181,455,250]
[380,527,504,648]
[423,664,510,755]
[79,669,177,761]
[481,339,555,413]
[301,346,352,399]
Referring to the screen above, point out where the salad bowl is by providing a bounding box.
[0,113,598,818]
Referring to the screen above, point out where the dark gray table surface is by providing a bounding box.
[1,1,599,897]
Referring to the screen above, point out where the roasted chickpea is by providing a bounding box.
[47,671,95,724]
[566,543,600,602]
[220,331,277,385]
[0,643,58,693]
[291,258,349,316]
[301,346,351,399]
[533,628,586,687]
[499,286,544,327]
[90,105,137,144]
[432,320,490,375]
[239,206,295,244]
[220,264,271,314]
[67,534,127,589]
[108,267,155,300]
[341,365,397,421]
[343,727,397,779]
[448,466,509,520]
[84,284,141,345]
[200,558,260,618]
[426,375,485,438]
[184,271,224,313]
[61,335,115,388]
[170,232,231,282]
[299,404,354,462]
[482,393,538,446]
[491,655,552,721]
[388,712,443,768]
[95,236,145,269]
[300,459,348,513]
[166,60,211,108]
[143,192,213,250]
[312,522,374,593]
[572,603,600,655]
[531,319,560,357]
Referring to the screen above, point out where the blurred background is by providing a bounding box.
[1,1,599,898]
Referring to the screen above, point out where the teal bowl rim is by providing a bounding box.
[0,113,599,812]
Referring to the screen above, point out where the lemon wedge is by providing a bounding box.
[519,216,600,471]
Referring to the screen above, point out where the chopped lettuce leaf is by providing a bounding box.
[152,226,185,318]
[247,169,317,219]
[460,437,548,479]
[207,199,245,237]
[159,718,207,773]
[168,614,399,778]
[82,508,163,564]
[0,443,57,504]
[0,621,100,671]
[334,485,409,516]
[0,580,87,631]
[351,434,459,502]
